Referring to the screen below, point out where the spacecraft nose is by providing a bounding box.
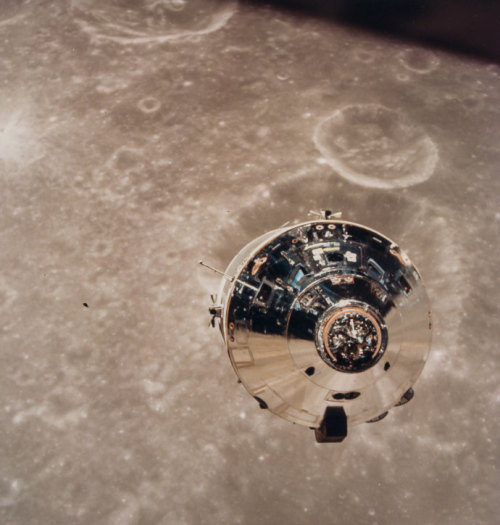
[316,304,387,373]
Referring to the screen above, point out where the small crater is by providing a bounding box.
[397,48,440,74]
[138,97,161,114]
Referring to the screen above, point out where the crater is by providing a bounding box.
[138,97,162,113]
[73,0,237,45]
[397,48,440,74]
[313,104,438,189]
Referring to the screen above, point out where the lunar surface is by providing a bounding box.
[1,1,499,525]
[314,104,439,188]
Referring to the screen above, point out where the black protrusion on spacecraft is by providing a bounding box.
[208,305,222,317]
[333,391,361,400]
[254,396,268,410]
[208,305,222,328]
[395,387,414,407]
[314,406,347,443]
[366,411,389,423]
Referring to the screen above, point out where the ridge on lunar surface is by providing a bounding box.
[313,104,439,188]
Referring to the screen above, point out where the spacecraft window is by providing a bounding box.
[367,259,384,281]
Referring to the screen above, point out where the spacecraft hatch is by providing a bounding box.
[206,211,431,442]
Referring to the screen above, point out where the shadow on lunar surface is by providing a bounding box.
[72,0,237,44]
[313,104,439,189]
[244,0,500,62]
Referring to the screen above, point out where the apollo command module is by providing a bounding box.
[203,211,431,442]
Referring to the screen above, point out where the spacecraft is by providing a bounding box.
[205,211,431,442]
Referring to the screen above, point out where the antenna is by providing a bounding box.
[198,260,234,282]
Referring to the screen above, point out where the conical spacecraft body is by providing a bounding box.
[210,216,431,442]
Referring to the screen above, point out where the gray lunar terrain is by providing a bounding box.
[0,1,499,524]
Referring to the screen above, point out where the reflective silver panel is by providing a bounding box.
[212,218,432,434]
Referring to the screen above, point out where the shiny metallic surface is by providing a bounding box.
[318,303,386,372]
[214,218,431,432]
